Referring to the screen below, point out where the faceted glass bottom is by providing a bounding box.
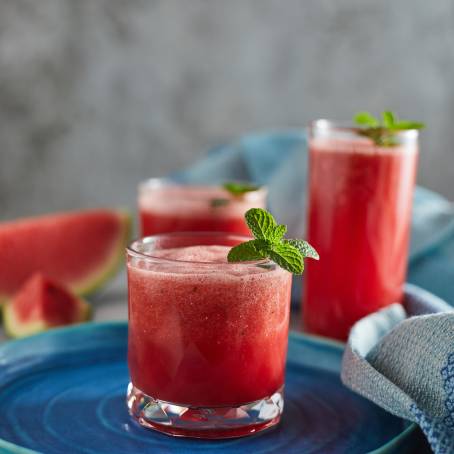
[126,383,284,439]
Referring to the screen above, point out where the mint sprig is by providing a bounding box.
[283,239,319,260]
[223,181,261,196]
[227,208,319,274]
[268,242,305,274]
[226,239,269,262]
[210,182,261,208]
[354,111,424,146]
[244,206,282,240]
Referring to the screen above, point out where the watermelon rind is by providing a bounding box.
[70,211,132,297]
[3,295,91,339]
[0,210,132,304]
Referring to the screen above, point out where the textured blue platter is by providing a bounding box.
[0,322,417,454]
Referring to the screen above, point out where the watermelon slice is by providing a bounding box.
[0,209,130,303]
[3,273,91,338]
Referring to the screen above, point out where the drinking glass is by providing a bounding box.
[138,179,267,236]
[303,120,419,340]
[126,232,292,438]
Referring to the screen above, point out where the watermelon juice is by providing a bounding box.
[138,180,266,236]
[303,121,419,340]
[126,233,292,438]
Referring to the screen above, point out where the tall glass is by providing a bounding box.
[303,120,419,340]
[138,179,267,237]
[126,232,292,438]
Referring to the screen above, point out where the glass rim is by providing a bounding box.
[309,119,420,138]
[127,232,272,267]
[138,178,268,200]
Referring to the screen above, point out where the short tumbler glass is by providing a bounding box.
[126,232,292,439]
[138,179,267,237]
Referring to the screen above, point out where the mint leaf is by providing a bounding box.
[354,110,424,146]
[382,111,395,128]
[270,224,287,242]
[269,243,304,274]
[227,239,270,262]
[245,208,277,240]
[227,208,319,274]
[354,112,379,127]
[391,120,425,130]
[223,182,260,196]
[284,239,319,260]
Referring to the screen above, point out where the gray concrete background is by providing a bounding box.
[1,0,454,221]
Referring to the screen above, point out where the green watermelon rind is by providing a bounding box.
[69,211,132,297]
[0,210,132,305]
[3,294,92,339]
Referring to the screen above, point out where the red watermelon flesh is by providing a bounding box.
[0,210,130,302]
[3,273,91,338]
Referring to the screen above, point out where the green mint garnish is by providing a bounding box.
[210,182,260,208]
[227,208,319,274]
[268,242,305,274]
[226,239,270,262]
[243,207,282,240]
[354,112,380,128]
[283,239,319,260]
[223,181,261,196]
[354,111,424,146]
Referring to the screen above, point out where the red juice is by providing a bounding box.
[303,125,419,341]
[126,234,292,438]
[139,182,266,236]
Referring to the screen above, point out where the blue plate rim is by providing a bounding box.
[0,321,418,454]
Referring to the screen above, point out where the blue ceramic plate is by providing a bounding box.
[0,322,416,454]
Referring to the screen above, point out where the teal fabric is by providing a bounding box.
[173,130,454,305]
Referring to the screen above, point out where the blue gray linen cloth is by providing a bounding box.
[174,130,454,452]
[342,285,454,453]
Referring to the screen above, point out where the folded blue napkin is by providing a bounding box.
[341,284,454,454]
[173,130,454,305]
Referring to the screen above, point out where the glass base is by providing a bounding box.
[126,383,284,439]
